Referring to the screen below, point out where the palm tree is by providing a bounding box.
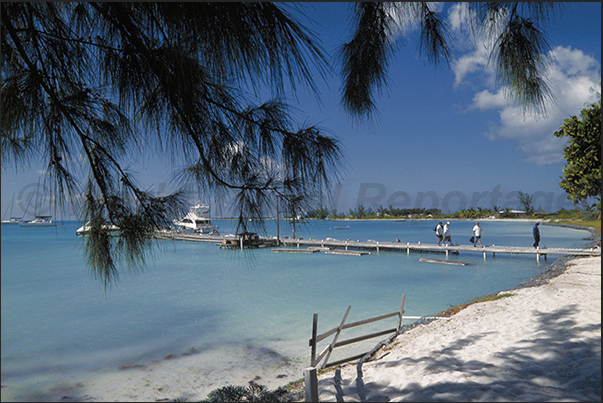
[1,3,342,288]
[340,2,558,120]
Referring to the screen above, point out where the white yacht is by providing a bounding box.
[19,215,56,227]
[1,217,22,224]
[18,179,57,227]
[2,193,21,224]
[76,221,120,236]
[173,204,217,234]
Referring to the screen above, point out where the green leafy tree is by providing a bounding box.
[518,191,535,215]
[554,98,601,209]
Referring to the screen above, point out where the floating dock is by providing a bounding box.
[325,249,370,256]
[419,258,472,266]
[272,248,319,253]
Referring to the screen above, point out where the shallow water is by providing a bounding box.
[0,219,592,401]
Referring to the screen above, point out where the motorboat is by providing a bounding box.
[19,215,56,227]
[173,204,217,234]
[1,217,22,224]
[76,221,120,236]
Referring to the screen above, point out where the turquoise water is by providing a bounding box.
[0,219,592,401]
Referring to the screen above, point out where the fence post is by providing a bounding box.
[304,367,318,402]
[397,294,406,332]
[310,313,318,367]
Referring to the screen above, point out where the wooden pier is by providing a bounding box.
[279,238,600,261]
[153,229,600,261]
[154,230,225,243]
[154,229,279,249]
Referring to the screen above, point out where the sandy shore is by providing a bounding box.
[317,255,601,402]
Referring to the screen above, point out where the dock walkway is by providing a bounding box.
[279,238,600,261]
[153,230,600,261]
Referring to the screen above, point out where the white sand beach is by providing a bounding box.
[316,255,601,402]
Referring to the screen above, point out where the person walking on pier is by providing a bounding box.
[442,222,452,245]
[435,222,444,245]
[533,222,540,248]
[472,222,484,247]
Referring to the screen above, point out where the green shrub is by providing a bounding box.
[203,384,298,402]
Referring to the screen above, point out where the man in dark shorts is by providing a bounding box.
[533,222,540,248]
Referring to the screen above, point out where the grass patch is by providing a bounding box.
[436,292,516,317]
[550,219,601,236]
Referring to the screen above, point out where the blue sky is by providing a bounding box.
[2,2,601,219]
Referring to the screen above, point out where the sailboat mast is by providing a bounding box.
[2,193,14,220]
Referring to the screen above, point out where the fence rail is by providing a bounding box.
[309,294,406,369]
[305,294,407,401]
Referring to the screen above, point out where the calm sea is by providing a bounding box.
[0,219,592,401]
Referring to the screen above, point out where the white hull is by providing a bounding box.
[19,221,56,227]
[76,223,120,236]
[1,219,21,224]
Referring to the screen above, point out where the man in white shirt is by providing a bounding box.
[472,221,484,246]
[443,222,452,245]
[435,222,444,245]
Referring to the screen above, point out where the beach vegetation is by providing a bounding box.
[306,206,443,220]
[554,96,601,211]
[518,191,535,215]
[203,383,300,402]
[437,292,515,317]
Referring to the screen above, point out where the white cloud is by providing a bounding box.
[462,46,601,166]
[446,2,465,32]
[471,89,508,109]
[388,2,446,39]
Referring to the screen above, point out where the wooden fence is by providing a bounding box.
[304,294,406,401]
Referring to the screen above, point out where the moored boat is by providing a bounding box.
[1,216,22,224]
[76,222,120,236]
[2,193,22,224]
[19,216,56,227]
[173,204,218,234]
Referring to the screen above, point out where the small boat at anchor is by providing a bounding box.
[2,193,22,224]
[76,221,120,236]
[19,215,56,227]
[18,179,58,227]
